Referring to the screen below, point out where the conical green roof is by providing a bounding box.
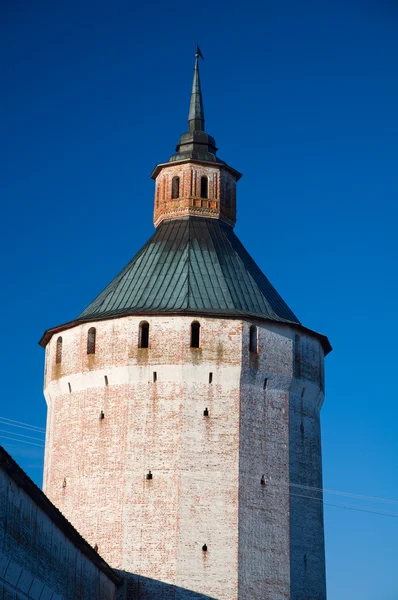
[39,50,331,355]
[77,217,299,324]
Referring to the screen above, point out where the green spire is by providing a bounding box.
[188,45,205,132]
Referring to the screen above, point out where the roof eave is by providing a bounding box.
[150,159,242,181]
[39,311,332,355]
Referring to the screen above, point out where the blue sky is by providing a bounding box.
[1,0,398,598]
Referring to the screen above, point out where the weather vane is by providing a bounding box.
[196,45,204,60]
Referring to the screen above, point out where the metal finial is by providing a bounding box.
[196,45,204,60]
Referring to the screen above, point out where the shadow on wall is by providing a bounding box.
[116,572,217,600]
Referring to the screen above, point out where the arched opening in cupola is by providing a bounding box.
[225,181,232,206]
[200,176,208,199]
[172,176,180,199]
[139,321,149,349]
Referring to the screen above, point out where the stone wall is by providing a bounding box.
[0,447,120,600]
[43,314,326,600]
[238,322,326,600]
[44,316,243,600]
[289,334,326,600]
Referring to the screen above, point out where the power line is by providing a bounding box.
[290,491,398,519]
[0,433,397,518]
[0,420,46,435]
[1,416,397,515]
[0,417,46,433]
[0,428,45,443]
[0,435,44,448]
[289,482,398,507]
[267,488,398,519]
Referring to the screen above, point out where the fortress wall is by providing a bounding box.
[43,315,243,600]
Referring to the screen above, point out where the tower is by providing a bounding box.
[40,50,331,600]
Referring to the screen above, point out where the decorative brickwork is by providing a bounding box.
[152,161,238,227]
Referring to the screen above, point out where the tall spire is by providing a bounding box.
[188,46,205,132]
[169,46,219,163]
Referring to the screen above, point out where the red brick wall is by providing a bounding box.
[153,163,237,227]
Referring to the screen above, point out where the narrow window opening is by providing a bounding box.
[261,475,266,486]
[202,544,208,552]
[191,321,200,348]
[68,382,72,393]
[209,372,213,384]
[203,408,209,417]
[100,410,105,420]
[263,378,268,390]
[294,334,302,378]
[139,321,149,349]
[153,371,157,383]
[225,181,231,206]
[249,325,258,353]
[172,176,180,199]
[87,327,96,355]
[104,375,108,386]
[56,336,63,364]
[62,478,66,488]
[146,471,153,480]
[94,544,99,552]
[200,176,208,199]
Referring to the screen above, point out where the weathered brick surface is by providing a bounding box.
[238,322,326,600]
[0,465,118,600]
[43,315,326,600]
[153,162,237,227]
[44,316,242,599]
[289,335,326,600]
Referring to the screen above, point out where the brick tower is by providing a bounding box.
[40,49,331,600]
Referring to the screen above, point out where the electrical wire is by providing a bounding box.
[1,417,397,516]
[0,428,45,443]
[289,482,398,506]
[0,420,46,435]
[0,435,44,448]
[0,416,45,432]
[288,490,398,519]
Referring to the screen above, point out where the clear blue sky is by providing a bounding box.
[1,1,398,598]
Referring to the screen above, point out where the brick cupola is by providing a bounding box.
[151,46,242,228]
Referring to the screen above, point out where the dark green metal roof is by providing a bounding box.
[77,217,300,324]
